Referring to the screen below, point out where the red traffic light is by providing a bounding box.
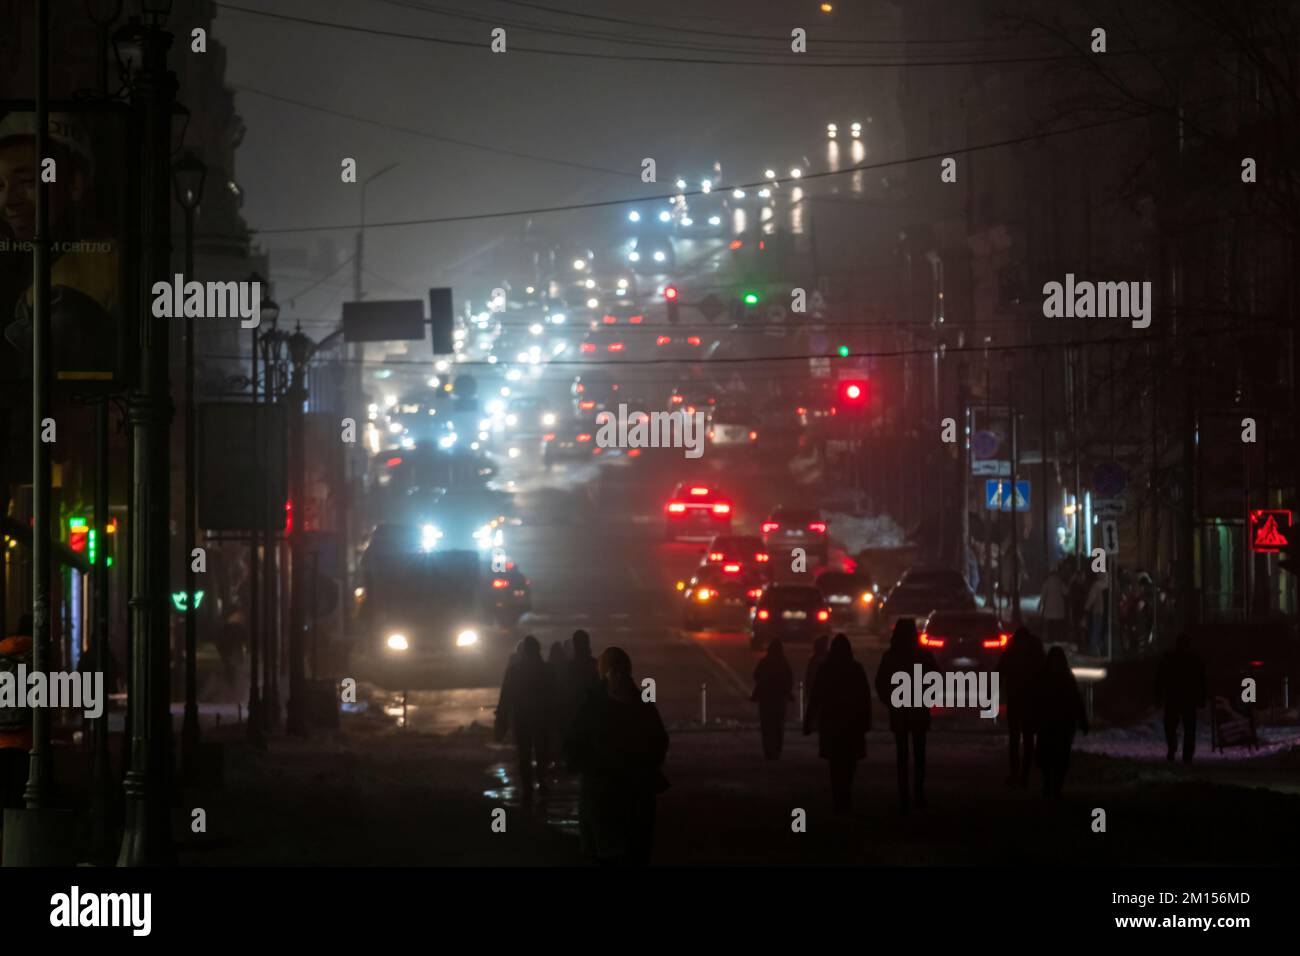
[838,380,868,405]
[664,285,679,301]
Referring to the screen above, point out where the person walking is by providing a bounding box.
[1084,572,1109,657]
[1035,646,1089,797]
[875,619,937,813]
[494,635,554,807]
[999,626,1046,787]
[564,647,669,865]
[752,639,794,759]
[1037,567,1068,646]
[1155,632,1206,763]
[804,634,829,710]
[802,633,871,814]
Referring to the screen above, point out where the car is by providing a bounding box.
[664,482,733,540]
[501,395,548,437]
[707,402,760,448]
[488,565,533,626]
[918,609,1010,671]
[359,541,491,658]
[814,570,877,627]
[761,506,829,566]
[577,328,627,358]
[876,566,978,636]
[701,534,770,570]
[678,563,766,629]
[627,235,675,271]
[571,371,621,415]
[751,584,832,647]
[542,420,598,468]
[666,385,716,416]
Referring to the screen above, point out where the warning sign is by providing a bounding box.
[1250,509,1292,553]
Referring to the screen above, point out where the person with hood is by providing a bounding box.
[545,640,570,770]
[804,634,829,707]
[752,639,794,759]
[559,629,601,750]
[802,633,871,814]
[874,619,937,812]
[494,635,554,806]
[1155,632,1206,763]
[564,646,669,865]
[1035,646,1089,797]
[999,626,1046,787]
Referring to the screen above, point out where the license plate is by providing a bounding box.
[827,596,850,604]
[953,657,975,667]
[725,598,742,606]
[782,610,807,620]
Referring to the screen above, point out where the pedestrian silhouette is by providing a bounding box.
[564,646,669,865]
[805,633,829,705]
[546,640,570,771]
[494,634,554,807]
[559,629,601,758]
[999,626,1046,788]
[803,633,871,814]
[752,638,793,759]
[1155,632,1206,763]
[1037,567,1068,645]
[875,618,936,813]
[1034,646,1089,797]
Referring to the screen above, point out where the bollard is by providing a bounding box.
[700,682,707,726]
[1085,683,1095,722]
[798,681,805,722]
[1284,676,1291,711]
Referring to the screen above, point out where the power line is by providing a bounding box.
[250,110,1154,235]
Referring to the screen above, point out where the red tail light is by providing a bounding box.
[747,588,763,599]
[919,632,945,648]
[671,394,683,404]
[607,342,624,352]
[712,503,731,515]
[602,314,617,324]
[723,563,741,574]
[757,609,770,620]
[808,522,827,533]
[628,448,641,457]
[749,431,758,441]
[629,315,643,324]
[576,433,591,442]
[385,456,402,468]
[656,335,671,346]
[492,578,508,589]
[755,552,770,562]
[761,522,779,534]
[983,632,1011,649]
[668,502,686,513]
[708,552,724,562]
[543,432,556,442]
[816,609,830,622]
[579,400,595,410]
[687,336,701,346]
[580,342,596,353]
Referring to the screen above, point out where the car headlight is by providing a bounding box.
[420,524,442,551]
[542,412,557,427]
[387,633,409,651]
[456,629,478,647]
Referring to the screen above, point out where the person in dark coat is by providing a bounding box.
[752,639,794,759]
[494,635,554,806]
[804,634,829,706]
[1155,632,1206,763]
[564,646,669,865]
[874,619,937,812]
[999,626,1046,788]
[1035,646,1089,797]
[802,633,871,814]
[545,640,570,770]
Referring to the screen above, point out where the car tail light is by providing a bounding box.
[983,632,1011,649]
[860,592,874,605]
[712,503,731,515]
[607,342,624,352]
[687,336,701,345]
[761,522,779,534]
[707,430,715,440]
[796,407,806,416]
[671,394,683,404]
[579,400,595,410]
[492,578,508,589]
[708,552,724,562]
[385,456,402,468]
[756,552,769,562]
[576,433,591,442]
[747,588,762,599]
[628,448,641,457]
[749,431,758,441]
[657,335,671,346]
[690,486,709,495]
[808,522,827,533]
[686,405,696,414]
[668,502,686,513]
[580,342,596,353]
[592,447,602,455]
[602,315,617,324]
[542,432,555,442]
[815,608,829,622]
[757,609,770,620]
[629,315,643,324]
[919,632,945,648]
[696,588,713,601]
[723,563,741,574]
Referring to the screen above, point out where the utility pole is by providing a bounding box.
[118,8,178,867]
[286,326,316,736]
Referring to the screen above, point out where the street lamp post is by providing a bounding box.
[285,325,317,736]
[256,296,285,732]
[116,0,178,867]
[172,151,206,779]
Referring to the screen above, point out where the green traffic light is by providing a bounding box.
[742,292,760,306]
[837,345,850,357]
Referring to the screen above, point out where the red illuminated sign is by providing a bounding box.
[1249,509,1291,553]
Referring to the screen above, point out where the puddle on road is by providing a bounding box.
[484,761,581,838]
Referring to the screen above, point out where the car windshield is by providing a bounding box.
[771,508,820,524]
[924,613,1003,638]
[764,587,823,607]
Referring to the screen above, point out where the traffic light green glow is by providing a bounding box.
[742,292,760,306]
[837,345,850,357]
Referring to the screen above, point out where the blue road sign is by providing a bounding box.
[985,479,1031,512]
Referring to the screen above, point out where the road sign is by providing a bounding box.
[971,430,999,459]
[342,299,426,342]
[1249,509,1291,553]
[973,459,1011,478]
[1101,519,1119,554]
[985,480,1030,512]
[1094,496,1127,515]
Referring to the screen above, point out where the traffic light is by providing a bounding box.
[741,290,761,307]
[837,380,869,408]
[664,285,680,324]
[837,345,850,358]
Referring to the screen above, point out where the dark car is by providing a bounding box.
[571,371,621,415]
[679,564,766,630]
[814,570,877,627]
[918,609,1010,671]
[751,584,832,647]
[761,506,829,566]
[488,565,532,626]
[877,566,978,635]
[701,534,770,571]
[628,235,675,272]
[541,420,598,468]
[665,482,733,541]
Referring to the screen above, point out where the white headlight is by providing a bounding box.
[506,414,518,426]
[420,524,442,551]
[456,630,478,647]
[387,633,409,651]
[628,251,640,262]
[628,210,641,223]
[658,210,671,223]
[708,215,721,226]
[542,412,557,426]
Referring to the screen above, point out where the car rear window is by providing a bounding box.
[764,587,823,607]
[772,508,820,523]
[924,614,1002,639]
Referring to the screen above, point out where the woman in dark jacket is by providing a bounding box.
[752,639,794,759]
[564,646,669,864]
[802,633,871,814]
[1034,646,1089,797]
[874,618,938,813]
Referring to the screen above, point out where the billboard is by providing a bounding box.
[198,402,288,532]
[342,299,425,342]
[0,102,135,391]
